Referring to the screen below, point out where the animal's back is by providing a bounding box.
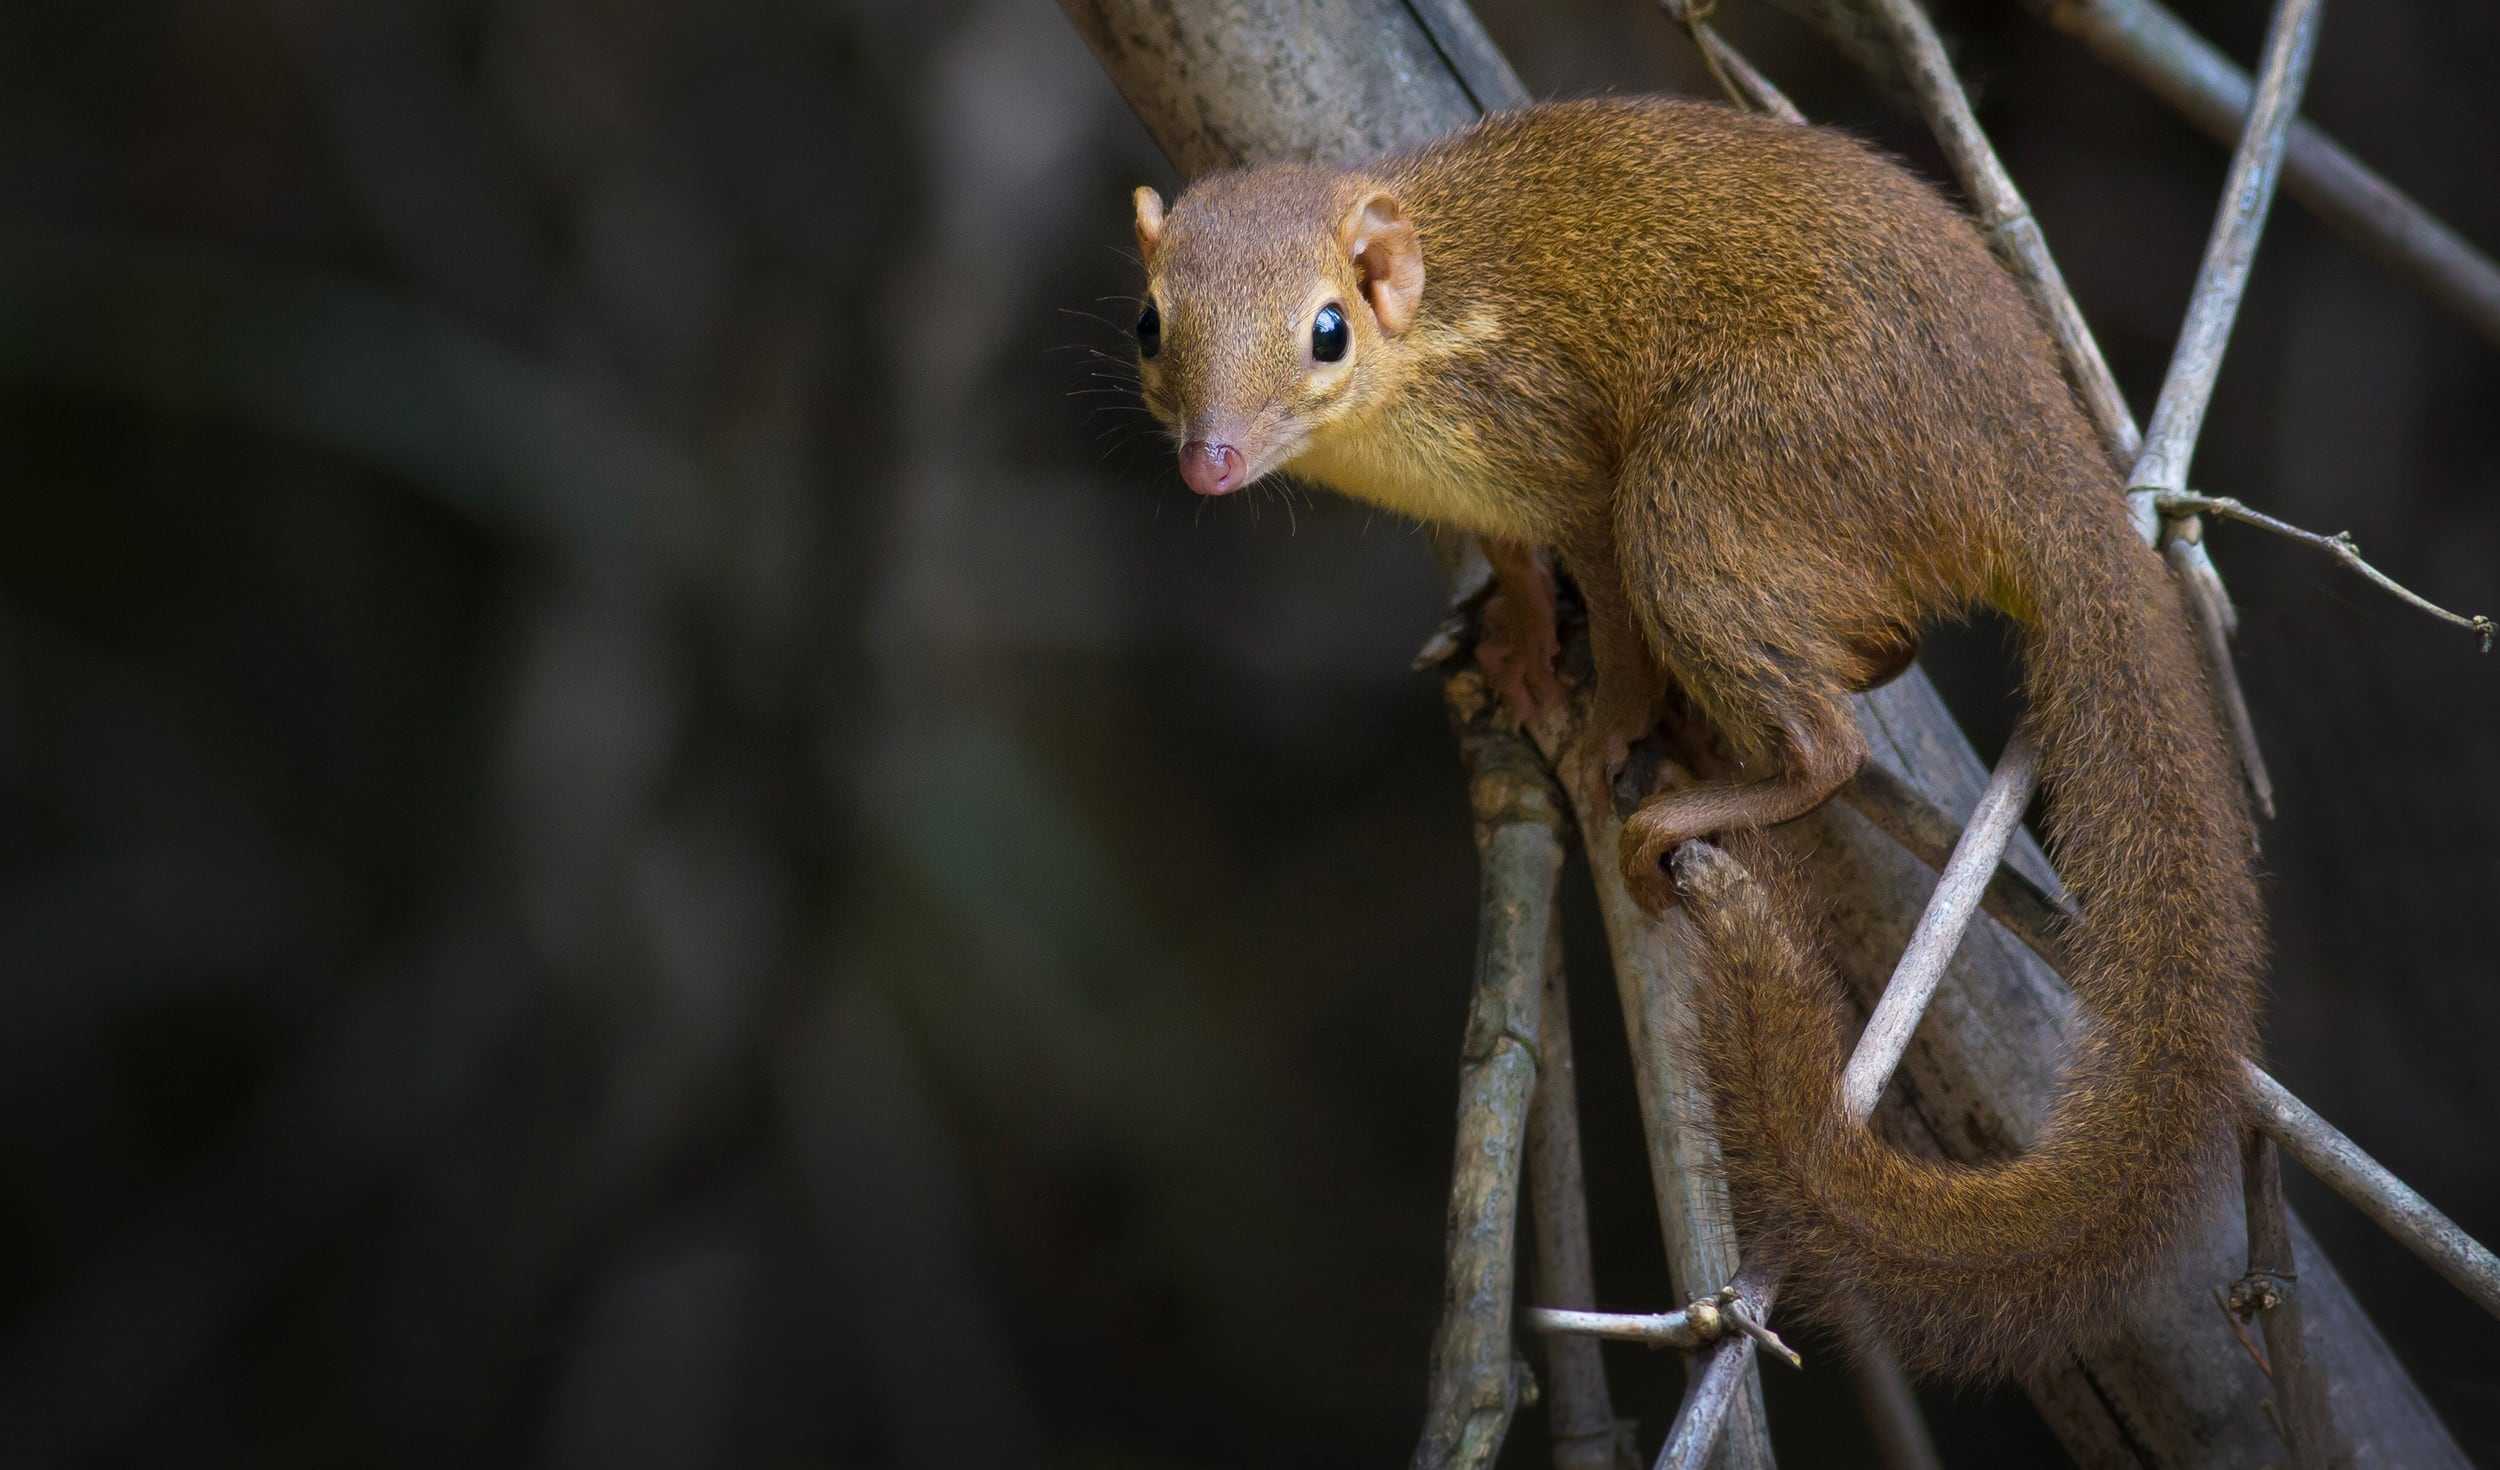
[1383,97,2107,601]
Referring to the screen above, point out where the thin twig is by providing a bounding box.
[2030,0,2500,350]
[1840,732,2042,1123]
[1850,743,2500,1336]
[1526,936,1636,1470]
[1715,1285,1802,1369]
[2213,1283,2273,1374]
[2168,535,2277,820]
[1659,2,1807,125]
[1528,1305,1720,1349]
[1839,763,2074,969]
[2155,490,2494,650]
[2126,0,2323,517]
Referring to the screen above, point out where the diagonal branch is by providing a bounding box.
[1658,2,1807,123]
[2153,490,2495,650]
[1845,751,2500,1330]
[2243,1065,2500,1323]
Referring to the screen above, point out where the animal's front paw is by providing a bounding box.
[1475,544,1566,738]
[1478,595,1565,735]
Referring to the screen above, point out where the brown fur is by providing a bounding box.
[1125,97,2264,1379]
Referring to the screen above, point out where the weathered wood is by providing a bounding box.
[1413,710,1568,1470]
[1527,932,1636,1470]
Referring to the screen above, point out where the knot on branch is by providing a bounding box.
[2228,1269,2297,1319]
[1711,1284,1803,1369]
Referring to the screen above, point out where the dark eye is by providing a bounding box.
[1311,302,1349,362]
[1135,301,1161,358]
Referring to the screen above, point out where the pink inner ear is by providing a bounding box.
[1348,201,1422,335]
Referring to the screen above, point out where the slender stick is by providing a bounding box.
[1658,2,1807,125]
[1839,763,2074,968]
[2156,491,2494,649]
[2031,0,2500,349]
[2127,0,2324,513]
[2168,535,2277,818]
[1415,715,1569,1470]
[1858,0,2137,462]
[2239,1129,2337,1469]
[1526,936,1636,1470]
[1530,1306,1716,1349]
[1840,732,2042,1123]
[2243,1063,2500,1323]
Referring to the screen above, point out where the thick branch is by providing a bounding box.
[1553,753,1776,1470]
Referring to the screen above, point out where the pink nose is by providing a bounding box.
[1179,440,1246,497]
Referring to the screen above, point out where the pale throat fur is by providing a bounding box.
[1282,303,1532,540]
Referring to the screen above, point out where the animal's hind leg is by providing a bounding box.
[1619,695,1865,906]
[1606,449,1870,908]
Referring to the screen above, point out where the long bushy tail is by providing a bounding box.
[1682,492,2266,1381]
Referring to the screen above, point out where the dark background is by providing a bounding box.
[3,1,2494,1465]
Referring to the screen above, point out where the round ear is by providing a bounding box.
[1132,186,1167,261]
[1338,190,1423,335]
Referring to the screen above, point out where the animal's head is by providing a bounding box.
[1127,165,1424,496]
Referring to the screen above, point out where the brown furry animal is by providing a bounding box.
[1121,97,2263,1379]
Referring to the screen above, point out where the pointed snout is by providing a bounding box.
[1178,439,1246,497]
